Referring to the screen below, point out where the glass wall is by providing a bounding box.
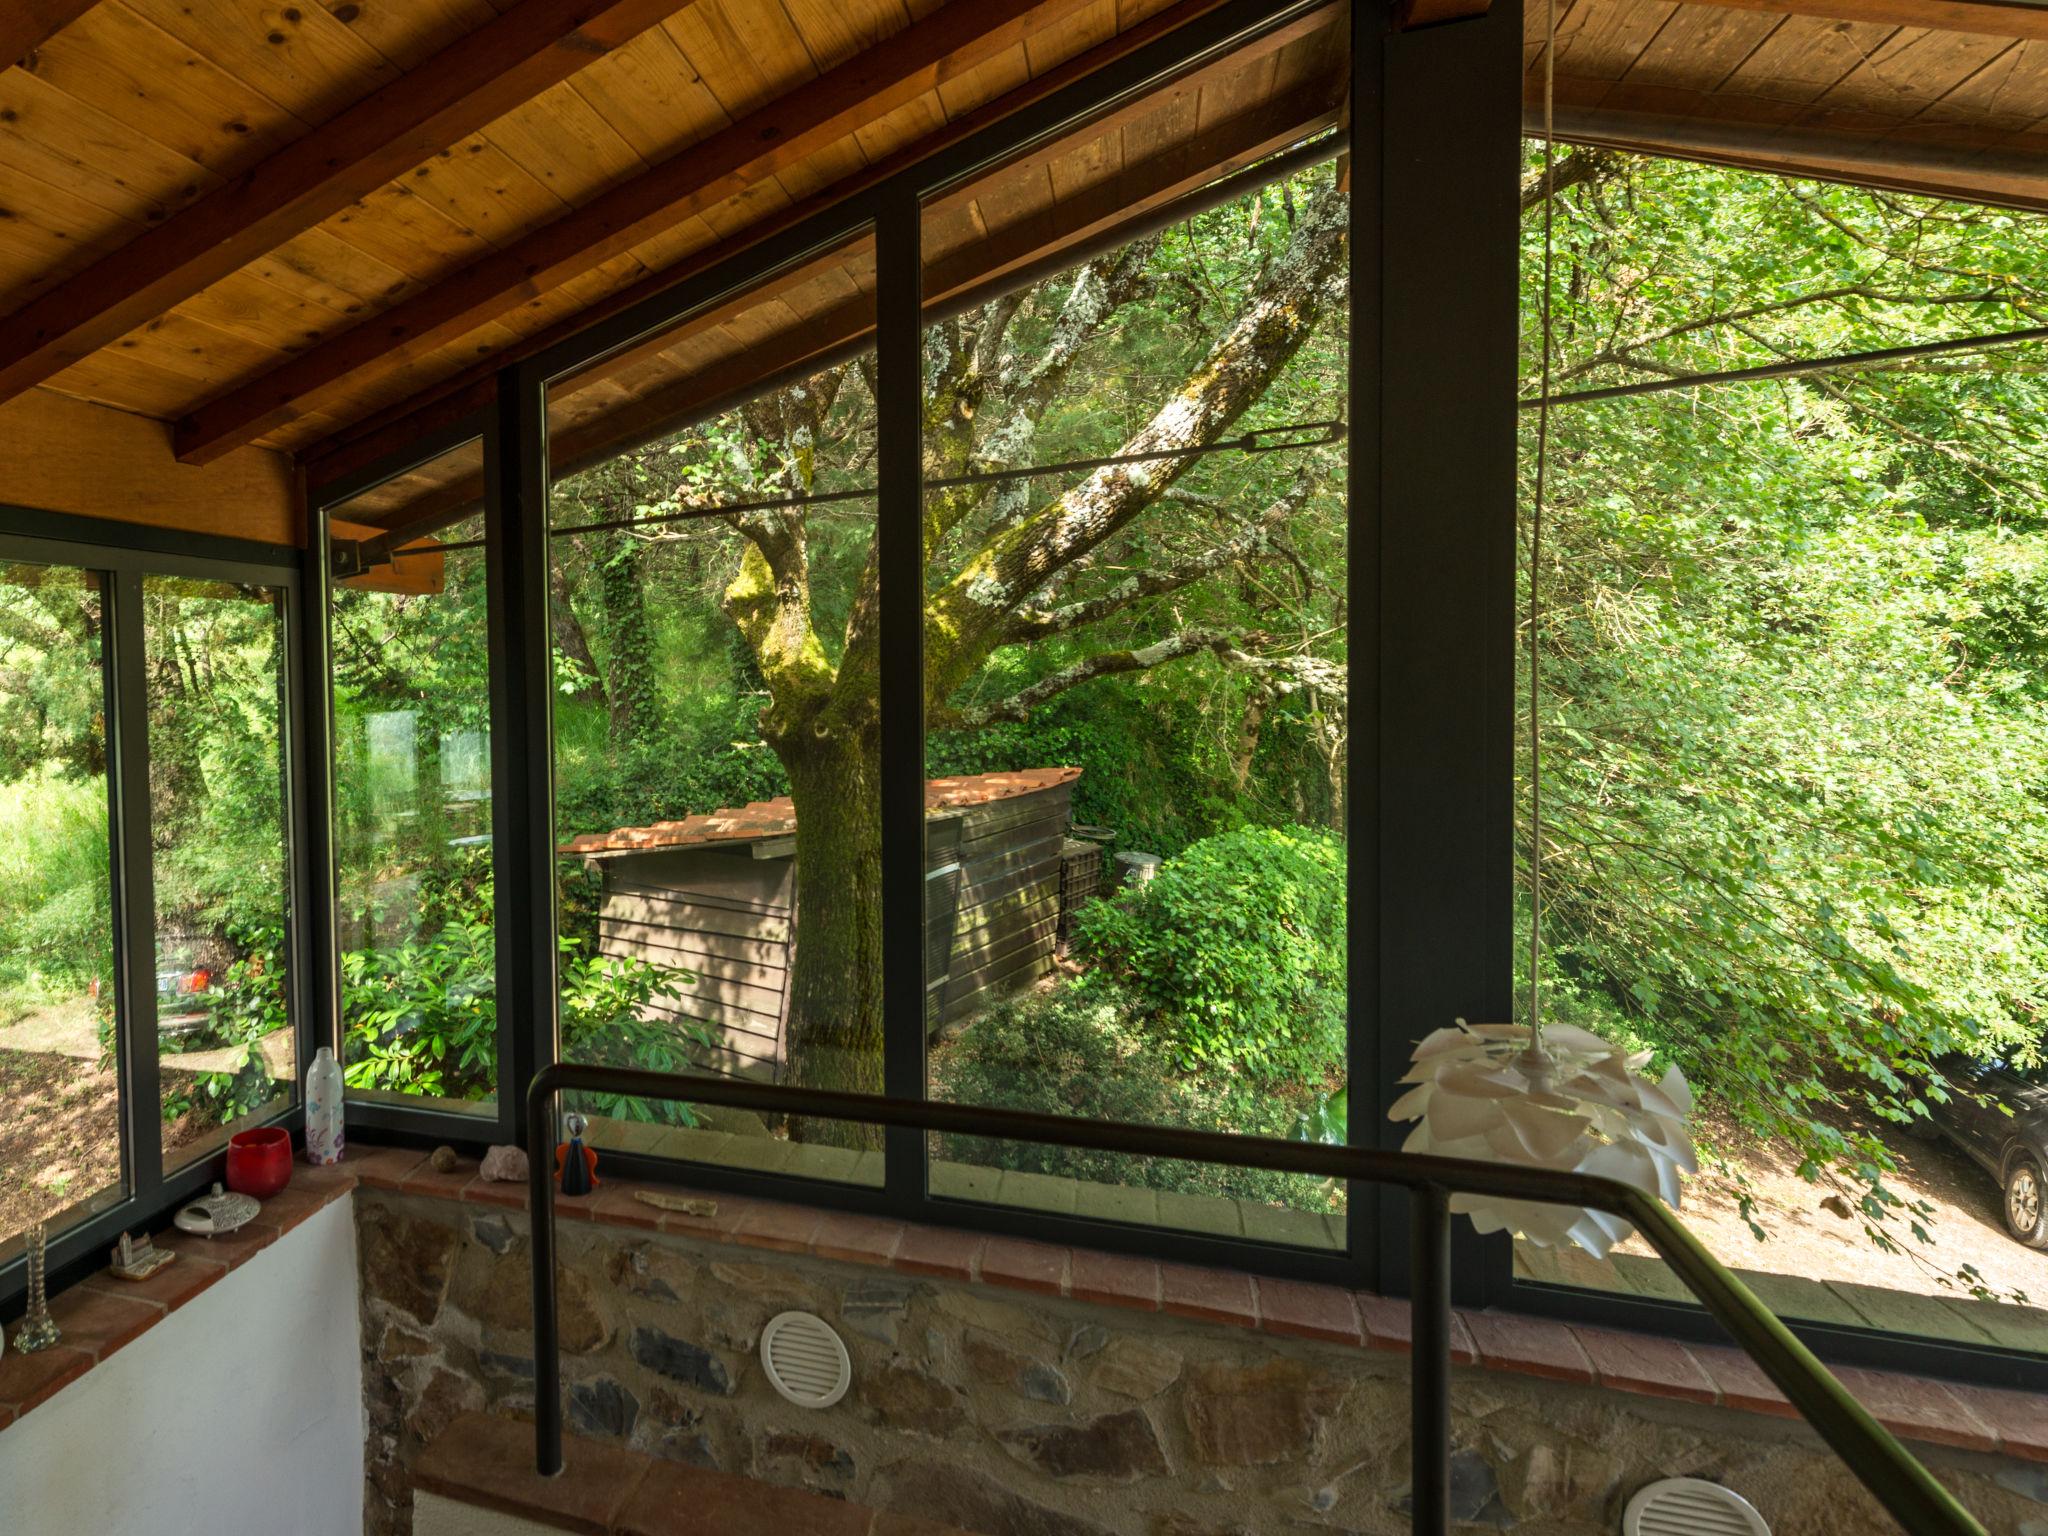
[917,31,1351,1244]
[143,575,296,1171]
[1512,144,2048,1355]
[546,235,886,1179]
[0,562,123,1258]
[327,436,500,1117]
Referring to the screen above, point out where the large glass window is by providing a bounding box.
[0,562,123,1257]
[327,437,500,1117]
[546,236,886,1180]
[1514,144,2048,1355]
[144,575,296,1171]
[918,31,1351,1245]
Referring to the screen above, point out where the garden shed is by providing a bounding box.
[561,767,1085,1076]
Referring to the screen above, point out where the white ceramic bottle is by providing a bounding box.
[305,1044,345,1165]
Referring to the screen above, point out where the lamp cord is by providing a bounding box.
[1528,0,1558,1058]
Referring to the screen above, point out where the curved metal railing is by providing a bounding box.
[524,1063,1985,1535]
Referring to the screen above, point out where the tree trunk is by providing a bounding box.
[596,529,661,746]
[774,717,886,1146]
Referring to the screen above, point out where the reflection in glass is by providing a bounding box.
[328,440,499,1116]
[919,68,1351,1244]
[0,563,123,1258]
[547,236,885,1181]
[144,575,295,1172]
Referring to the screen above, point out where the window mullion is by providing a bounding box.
[878,182,927,1201]
[106,568,164,1205]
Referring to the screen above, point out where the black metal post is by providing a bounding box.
[107,569,164,1202]
[1410,1185,1452,1535]
[528,1115,564,1477]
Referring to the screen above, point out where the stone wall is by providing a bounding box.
[354,1188,2047,1536]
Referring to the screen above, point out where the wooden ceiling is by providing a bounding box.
[4,0,2047,505]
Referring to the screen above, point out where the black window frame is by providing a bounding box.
[299,0,2048,1397]
[0,506,312,1316]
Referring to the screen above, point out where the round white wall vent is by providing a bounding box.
[1624,1478,1770,1536]
[760,1311,852,1408]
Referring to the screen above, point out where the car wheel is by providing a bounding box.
[2006,1155,2048,1250]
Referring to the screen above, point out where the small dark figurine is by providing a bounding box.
[554,1110,599,1197]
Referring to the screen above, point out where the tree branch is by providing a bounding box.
[1003,474,1313,642]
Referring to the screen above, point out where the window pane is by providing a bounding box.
[328,436,499,1116]
[548,234,885,1180]
[1513,145,2048,1352]
[144,576,294,1173]
[0,563,123,1257]
[920,22,1352,1247]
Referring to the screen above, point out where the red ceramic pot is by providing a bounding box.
[226,1126,294,1199]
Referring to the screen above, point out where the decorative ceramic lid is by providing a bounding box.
[174,1183,262,1237]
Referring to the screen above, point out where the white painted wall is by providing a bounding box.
[0,1197,364,1536]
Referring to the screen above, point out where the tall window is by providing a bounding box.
[546,236,885,1176]
[1515,145,2048,1353]
[327,436,500,1117]
[0,562,121,1257]
[915,51,1351,1242]
[143,576,295,1170]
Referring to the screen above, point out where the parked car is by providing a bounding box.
[155,955,214,1041]
[1923,1052,2048,1249]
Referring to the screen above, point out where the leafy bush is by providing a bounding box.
[1072,824,1345,1081]
[341,875,711,1110]
[930,979,1338,1213]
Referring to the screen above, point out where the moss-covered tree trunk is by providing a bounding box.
[772,720,887,1131]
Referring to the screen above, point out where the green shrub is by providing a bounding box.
[930,978,1339,1213]
[1072,824,1345,1081]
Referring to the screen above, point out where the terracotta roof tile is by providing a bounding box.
[561,767,1080,855]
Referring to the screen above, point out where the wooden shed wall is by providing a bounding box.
[593,778,1076,1078]
[595,845,795,1079]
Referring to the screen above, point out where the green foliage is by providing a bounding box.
[1074,825,1346,1082]
[339,872,712,1114]
[0,770,114,1015]
[931,978,1338,1213]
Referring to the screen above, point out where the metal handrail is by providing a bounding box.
[524,1063,1986,1535]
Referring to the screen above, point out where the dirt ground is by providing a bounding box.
[1618,1103,2048,1305]
[0,1000,292,1245]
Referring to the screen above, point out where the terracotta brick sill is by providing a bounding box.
[0,1163,357,1430]
[416,1411,965,1536]
[10,1140,2043,1472]
[340,1141,2048,1468]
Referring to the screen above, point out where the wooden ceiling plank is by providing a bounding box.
[1808,25,2017,122]
[665,0,818,121]
[1718,14,1902,106]
[400,133,577,252]
[1681,0,2048,47]
[779,0,914,75]
[121,0,404,127]
[23,2,311,175]
[1551,0,1680,84]
[297,0,1269,475]
[481,80,654,204]
[1925,37,2048,130]
[1619,5,1780,93]
[563,25,734,162]
[319,0,505,73]
[0,0,703,405]
[173,0,1121,464]
[0,69,221,226]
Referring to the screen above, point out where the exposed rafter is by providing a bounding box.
[171,0,1121,466]
[0,1,97,71]
[0,0,697,408]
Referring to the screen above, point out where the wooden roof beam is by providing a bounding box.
[3,2,99,71]
[172,0,1123,467]
[0,0,697,407]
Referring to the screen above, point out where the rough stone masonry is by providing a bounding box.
[353,1189,2048,1536]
